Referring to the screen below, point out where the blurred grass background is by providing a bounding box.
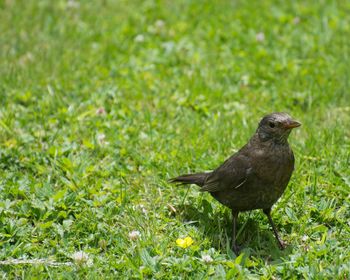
[0,0,349,278]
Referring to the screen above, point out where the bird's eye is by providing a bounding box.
[269,121,275,128]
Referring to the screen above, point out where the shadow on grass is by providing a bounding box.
[177,202,293,260]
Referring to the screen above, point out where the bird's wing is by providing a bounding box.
[200,154,252,193]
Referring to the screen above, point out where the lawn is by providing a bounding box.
[0,0,349,278]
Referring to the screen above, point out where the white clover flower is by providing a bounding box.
[201,254,213,264]
[301,235,309,242]
[256,32,265,42]
[134,34,145,43]
[129,230,141,241]
[67,0,80,9]
[139,204,148,214]
[71,251,93,266]
[155,20,165,28]
[97,133,109,146]
[97,133,105,142]
[202,255,213,263]
[241,75,250,86]
[139,132,148,140]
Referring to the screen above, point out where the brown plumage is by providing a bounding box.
[170,112,301,254]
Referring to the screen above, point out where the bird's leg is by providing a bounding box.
[263,208,286,249]
[231,210,240,254]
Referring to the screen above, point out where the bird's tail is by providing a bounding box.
[169,172,209,187]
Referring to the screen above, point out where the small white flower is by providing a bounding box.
[134,34,145,43]
[256,32,265,42]
[139,204,148,214]
[155,20,165,28]
[129,230,141,241]
[201,254,213,263]
[301,235,309,242]
[241,75,250,86]
[67,0,80,9]
[97,133,109,146]
[97,133,105,141]
[139,132,148,140]
[71,251,93,266]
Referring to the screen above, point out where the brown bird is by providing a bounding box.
[170,112,301,254]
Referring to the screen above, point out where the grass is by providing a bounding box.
[0,0,350,278]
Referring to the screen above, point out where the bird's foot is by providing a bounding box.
[277,239,287,250]
[232,244,242,255]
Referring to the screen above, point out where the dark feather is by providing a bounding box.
[169,172,210,187]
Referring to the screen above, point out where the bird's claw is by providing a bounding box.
[278,239,287,250]
[232,244,242,255]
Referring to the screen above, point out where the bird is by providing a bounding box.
[169,112,301,254]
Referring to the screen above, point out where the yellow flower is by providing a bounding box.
[176,237,194,248]
[4,138,17,148]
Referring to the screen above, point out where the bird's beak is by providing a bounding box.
[283,120,301,129]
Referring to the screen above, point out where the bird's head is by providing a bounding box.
[257,112,301,143]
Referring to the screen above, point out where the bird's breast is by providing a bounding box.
[251,144,294,192]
